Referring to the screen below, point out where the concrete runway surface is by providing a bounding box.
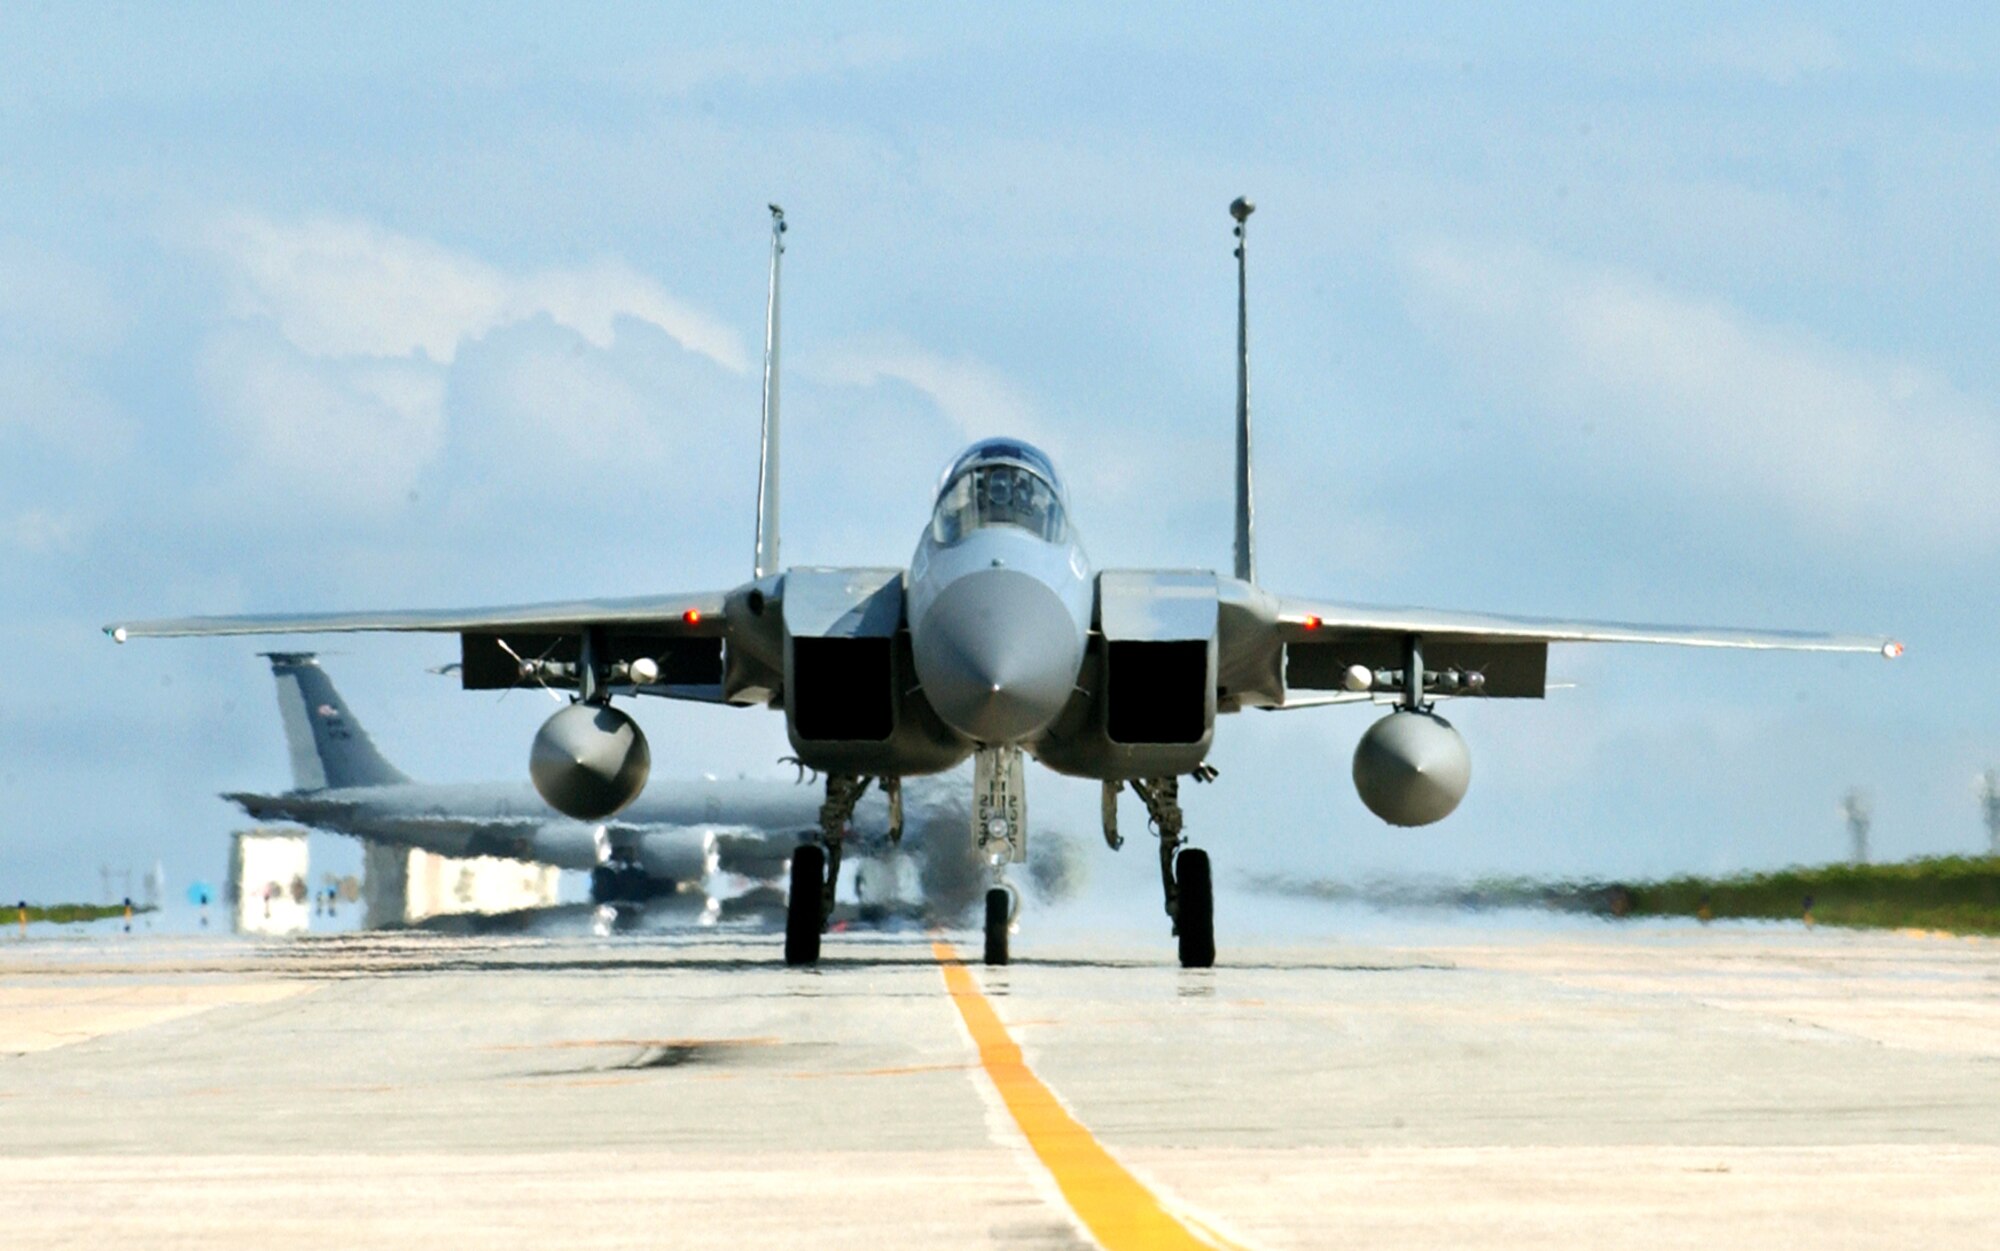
[3,910,1998,1249]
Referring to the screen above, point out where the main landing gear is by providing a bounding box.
[1123,774,1216,969]
[784,772,876,967]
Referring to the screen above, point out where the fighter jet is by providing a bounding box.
[108,200,1902,968]
[229,652,841,900]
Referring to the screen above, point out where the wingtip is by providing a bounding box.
[1882,640,1905,660]
[106,626,128,644]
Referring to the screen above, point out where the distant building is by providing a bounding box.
[362,843,560,928]
[229,829,311,935]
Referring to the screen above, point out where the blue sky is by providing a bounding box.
[3,4,1996,901]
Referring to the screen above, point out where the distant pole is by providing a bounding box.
[1979,769,2000,856]
[1840,788,1872,865]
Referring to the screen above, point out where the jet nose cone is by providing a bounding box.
[913,569,1082,743]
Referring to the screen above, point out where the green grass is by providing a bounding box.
[11,902,159,925]
[1616,856,2000,935]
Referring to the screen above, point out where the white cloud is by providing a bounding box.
[1698,21,1846,86]
[0,238,126,351]
[451,320,704,468]
[2,509,81,555]
[0,349,129,459]
[1407,242,2000,553]
[190,214,756,515]
[198,325,448,511]
[619,33,916,96]
[210,214,747,370]
[818,343,1045,445]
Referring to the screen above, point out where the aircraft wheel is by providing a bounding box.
[785,845,825,966]
[1175,849,1214,969]
[983,887,1010,966]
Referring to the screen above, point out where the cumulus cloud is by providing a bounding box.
[210,214,747,370]
[819,343,1046,445]
[0,349,129,458]
[1697,21,1846,86]
[619,32,916,96]
[198,324,448,511]
[1406,241,2000,554]
[2,509,81,555]
[0,240,131,458]
[192,213,752,514]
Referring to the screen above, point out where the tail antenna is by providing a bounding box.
[753,204,787,580]
[1230,196,1256,584]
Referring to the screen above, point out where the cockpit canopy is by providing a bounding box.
[930,438,1069,546]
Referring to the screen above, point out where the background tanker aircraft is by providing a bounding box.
[108,199,1902,968]
[234,652,830,901]
[233,652,990,920]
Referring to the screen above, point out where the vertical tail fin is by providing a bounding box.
[753,204,786,580]
[263,653,410,791]
[1230,196,1256,584]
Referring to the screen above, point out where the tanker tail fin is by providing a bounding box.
[263,653,411,791]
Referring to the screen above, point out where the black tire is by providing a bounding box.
[983,887,1010,966]
[785,845,825,966]
[1175,848,1215,969]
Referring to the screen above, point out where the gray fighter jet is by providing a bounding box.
[109,200,1902,968]
[229,652,843,900]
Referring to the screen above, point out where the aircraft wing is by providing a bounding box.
[1271,597,1902,656]
[1253,592,1900,707]
[104,592,728,640]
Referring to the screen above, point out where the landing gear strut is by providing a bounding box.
[1132,775,1215,968]
[783,773,873,967]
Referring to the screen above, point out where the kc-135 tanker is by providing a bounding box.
[109,199,1901,968]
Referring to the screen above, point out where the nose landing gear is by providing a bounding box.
[974,746,1027,966]
[983,884,1016,966]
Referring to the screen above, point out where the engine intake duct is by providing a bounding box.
[1106,639,1209,744]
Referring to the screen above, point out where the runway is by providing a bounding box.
[4,907,1998,1249]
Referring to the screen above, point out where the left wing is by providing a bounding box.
[1209,583,1899,709]
[1268,595,1901,706]
[1271,597,1902,656]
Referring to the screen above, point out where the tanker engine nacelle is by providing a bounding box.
[530,703,652,821]
[1352,709,1471,827]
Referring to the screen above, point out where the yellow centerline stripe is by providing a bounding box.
[932,941,1238,1251]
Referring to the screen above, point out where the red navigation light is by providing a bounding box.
[1302,615,1322,631]
[682,608,703,626]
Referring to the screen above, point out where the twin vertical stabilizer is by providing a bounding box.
[753,205,786,580]
[1230,197,1256,585]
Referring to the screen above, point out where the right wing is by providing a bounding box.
[105,592,728,640]
[106,589,765,704]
